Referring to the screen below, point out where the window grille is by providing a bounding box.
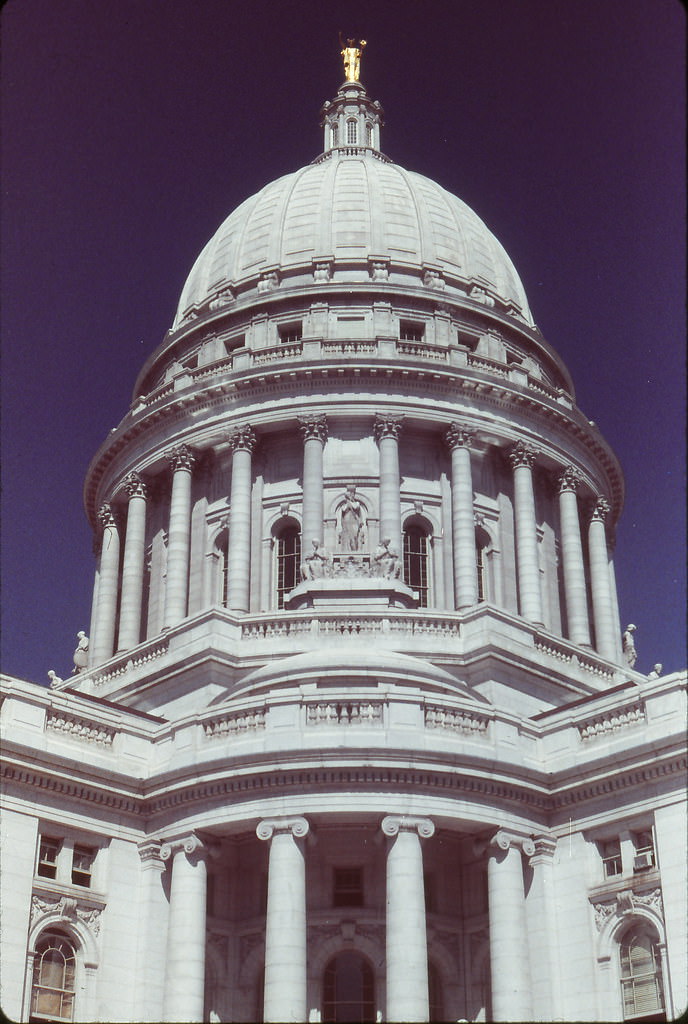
[322,952,374,1023]
[399,320,425,343]
[71,846,94,888]
[276,527,301,608]
[37,837,60,880]
[30,931,77,1023]
[346,119,357,145]
[620,928,665,1020]
[278,322,303,345]
[404,525,429,607]
[333,866,364,907]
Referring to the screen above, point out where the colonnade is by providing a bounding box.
[88,417,620,668]
[156,819,551,1023]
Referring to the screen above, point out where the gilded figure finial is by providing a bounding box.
[339,32,366,82]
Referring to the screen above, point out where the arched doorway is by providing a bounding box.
[322,951,375,1023]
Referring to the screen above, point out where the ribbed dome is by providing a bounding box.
[173,151,533,328]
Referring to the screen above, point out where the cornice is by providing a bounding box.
[84,360,623,527]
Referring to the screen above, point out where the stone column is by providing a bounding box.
[607,535,623,662]
[446,423,478,609]
[87,535,102,669]
[298,415,328,547]
[525,836,560,1021]
[227,425,256,612]
[117,473,148,652]
[135,840,168,1022]
[382,815,435,1023]
[587,496,617,660]
[485,830,535,1022]
[160,834,209,1023]
[508,441,543,625]
[557,467,591,646]
[163,445,196,628]
[256,816,310,1023]
[375,414,404,558]
[91,503,120,663]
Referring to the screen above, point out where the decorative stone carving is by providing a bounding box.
[488,830,535,857]
[336,485,367,551]
[72,631,89,673]
[508,440,537,470]
[445,422,474,450]
[374,413,403,443]
[623,624,638,668]
[381,815,435,839]
[97,503,117,529]
[160,833,207,863]
[592,888,664,932]
[301,539,333,580]
[369,260,389,282]
[298,414,328,444]
[257,271,279,292]
[123,472,148,500]
[227,425,256,454]
[209,286,235,310]
[47,670,63,688]
[256,817,309,841]
[647,663,663,679]
[371,538,402,578]
[590,496,611,523]
[313,261,332,283]
[469,284,495,307]
[558,466,581,494]
[31,893,104,936]
[166,444,197,472]
[137,839,163,865]
[422,267,445,290]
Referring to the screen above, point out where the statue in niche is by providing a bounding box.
[336,485,367,551]
[301,539,333,580]
[72,631,89,673]
[622,624,637,668]
[372,537,402,579]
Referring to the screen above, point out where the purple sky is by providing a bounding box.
[1,0,685,683]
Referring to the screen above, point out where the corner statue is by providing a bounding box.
[339,33,366,82]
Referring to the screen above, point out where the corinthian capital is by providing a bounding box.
[123,472,148,500]
[445,422,475,451]
[374,413,404,443]
[558,466,581,494]
[589,495,610,523]
[256,816,310,842]
[298,414,328,444]
[97,503,117,530]
[166,444,197,472]
[508,440,538,470]
[228,425,257,454]
[381,815,435,839]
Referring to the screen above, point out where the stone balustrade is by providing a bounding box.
[45,710,116,746]
[578,702,646,742]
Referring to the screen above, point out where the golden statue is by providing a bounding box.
[339,32,366,82]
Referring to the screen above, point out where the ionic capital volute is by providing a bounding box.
[228,424,257,454]
[445,422,475,451]
[256,816,310,842]
[381,815,435,840]
[123,471,148,500]
[374,413,404,443]
[477,829,535,858]
[557,466,581,495]
[159,832,209,865]
[166,444,197,473]
[508,440,538,471]
[298,414,328,444]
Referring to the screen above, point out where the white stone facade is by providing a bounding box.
[1,73,686,1023]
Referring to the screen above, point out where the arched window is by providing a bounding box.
[275,521,301,608]
[619,925,665,1021]
[214,528,229,607]
[30,930,77,1023]
[322,951,375,1023]
[403,521,431,607]
[331,122,339,147]
[475,526,491,603]
[365,122,373,145]
[346,119,357,145]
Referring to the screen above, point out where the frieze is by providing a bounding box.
[31,893,104,936]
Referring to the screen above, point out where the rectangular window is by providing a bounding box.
[278,322,302,345]
[399,320,425,343]
[37,836,61,879]
[71,845,95,887]
[333,867,364,907]
[632,830,656,872]
[600,839,622,878]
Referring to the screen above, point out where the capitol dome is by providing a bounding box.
[173,154,533,329]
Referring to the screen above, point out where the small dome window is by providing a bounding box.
[346,119,357,145]
[331,122,339,147]
[365,122,373,145]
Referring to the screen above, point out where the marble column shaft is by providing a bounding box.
[257,817,309,1023]
[375,415,404,557]
[117,473,148,652]
[446,424,478,608]
[163,446,196,627]
[557,469,591,646]
[486,830,535,1022]
[525,836,561,1021]
[91,504,120,663]
[588,497,617,660]
[509,442,543,624]
[161,835,208,1023]
[227,426,256,613]
[382,815,435,1023]
[299,416,327,546]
